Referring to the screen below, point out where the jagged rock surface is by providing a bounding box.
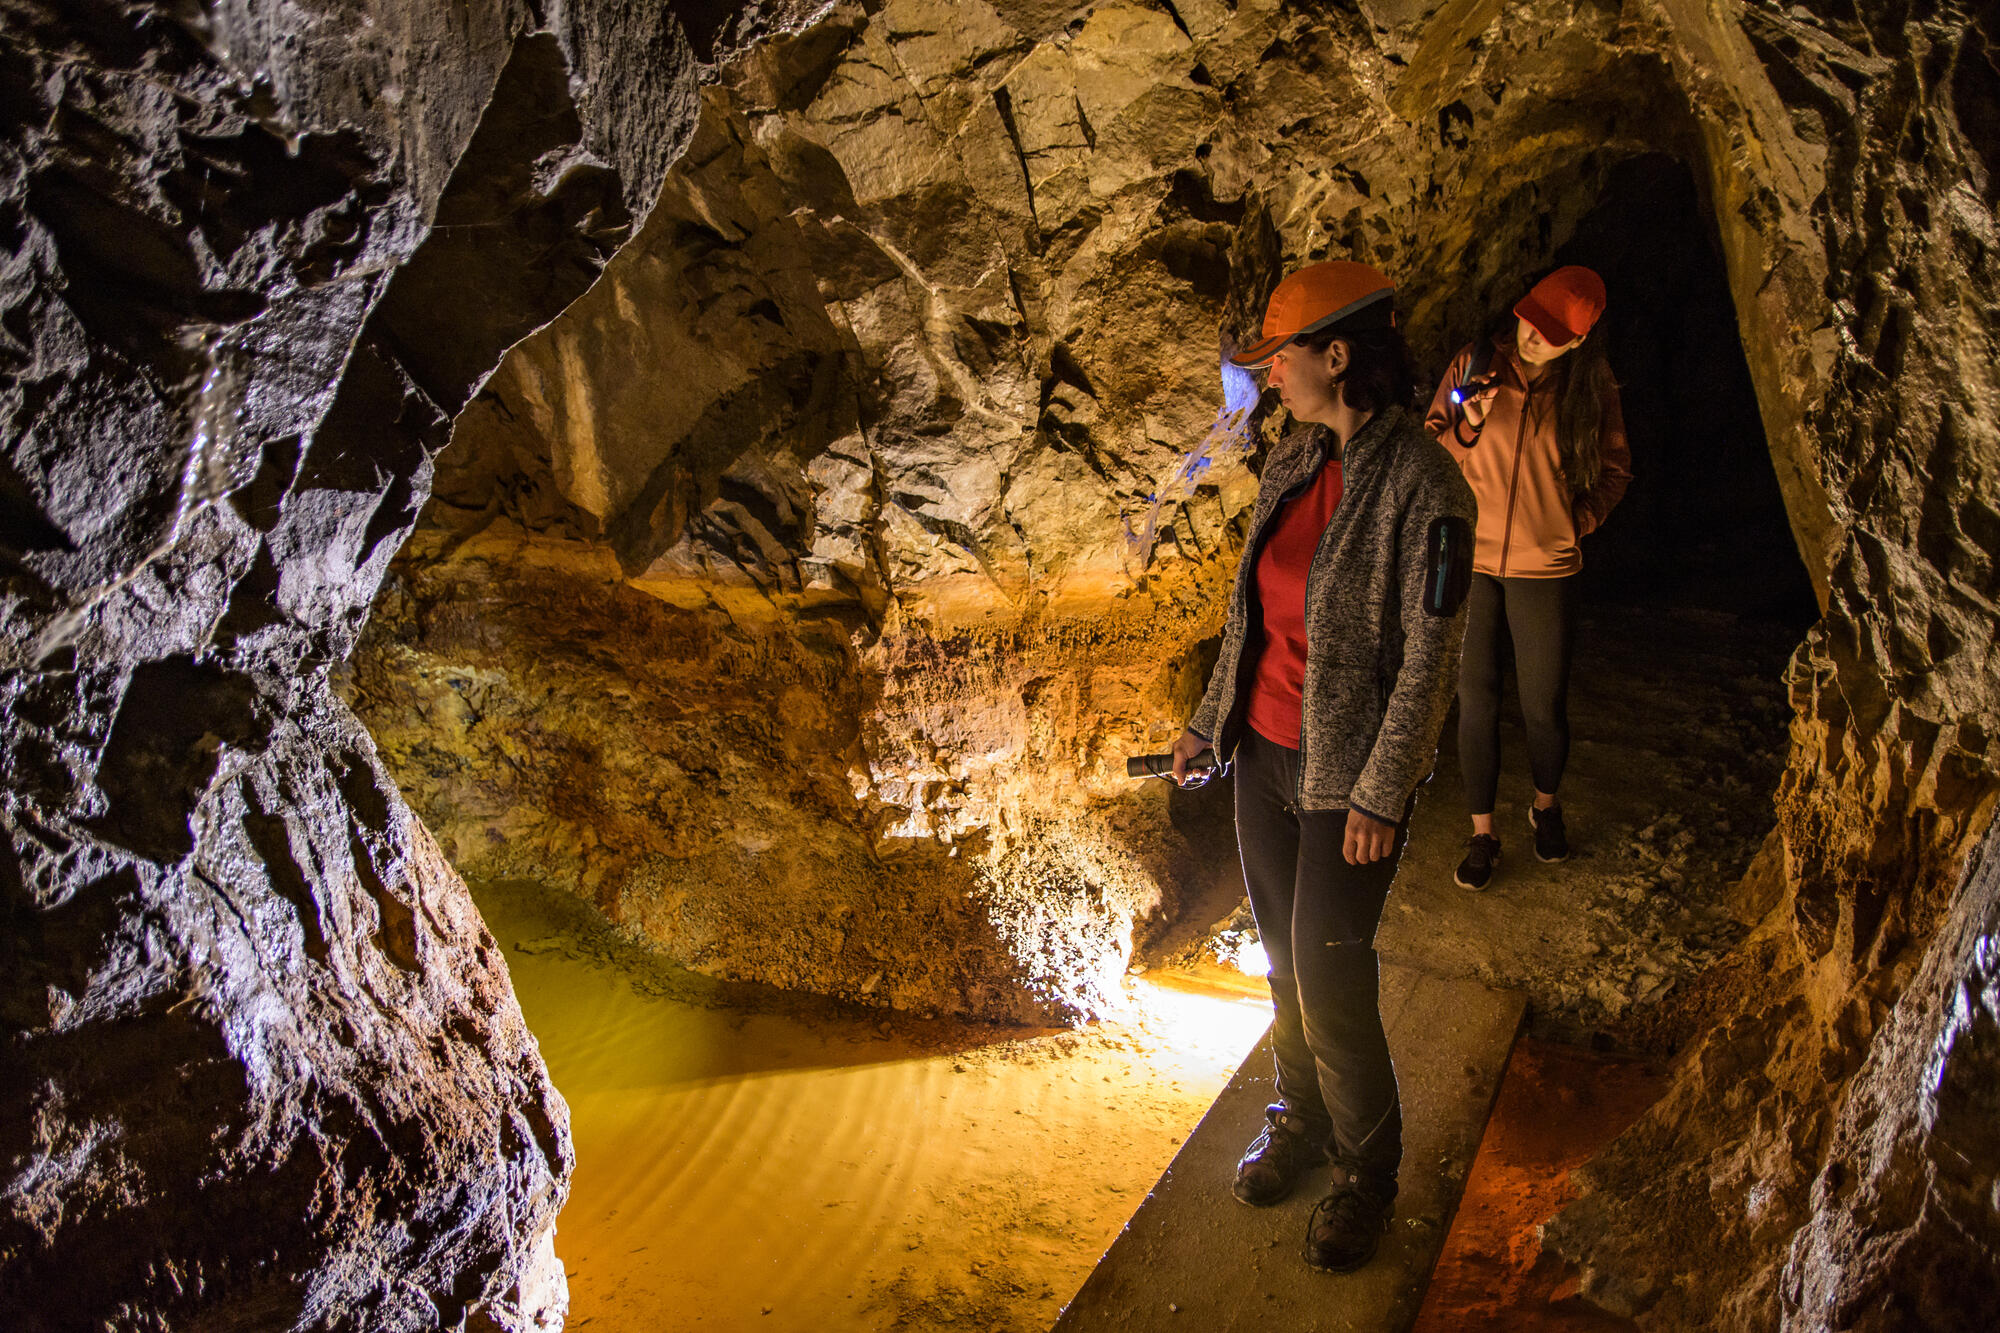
[1537,4,2000,1329]
[9,0,1995,1327]
[350,0,1703,1023]
[0,1,771,1326]
[348,530,1227,1022]
[1778,821,2000,1329]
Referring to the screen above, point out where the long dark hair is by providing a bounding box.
[1494,317,1616,496]
[1293,323,1417,417]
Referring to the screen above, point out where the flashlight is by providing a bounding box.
[1449,339,1497,405]
[1128,750,1219,788]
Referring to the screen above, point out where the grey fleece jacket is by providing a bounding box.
[1187,404,1477,818]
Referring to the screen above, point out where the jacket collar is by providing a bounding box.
[1303,403,1402,468]
[1496,336,1557,393]
[1267,407,1406,501]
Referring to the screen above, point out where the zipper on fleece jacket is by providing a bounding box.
[1495,365,1552,578]
[1293,436,1353,808]
[1497,417,1525,578]
[1289,418,1400,811]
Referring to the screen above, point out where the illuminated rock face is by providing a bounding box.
[0,1,753,1325]
[351,0,1692,1021]
[349,538,1234,1024]
[1777,827,2000,1329]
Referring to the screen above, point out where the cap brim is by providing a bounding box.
[1229,288,1396,368]
[1305,287,1394,336]
[1228,332,1292,368]
[1514,294,1580,346]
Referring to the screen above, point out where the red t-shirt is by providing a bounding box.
[1247,459,1344,747]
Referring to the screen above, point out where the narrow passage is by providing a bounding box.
[1377,602,1799,1048]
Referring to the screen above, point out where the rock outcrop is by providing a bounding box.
[0,1,781,1325]
[1540,4,2000,1324]
[347,530,1225,1022]
[1778,821,2000,1328]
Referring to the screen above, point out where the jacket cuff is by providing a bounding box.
[1349,798,1400,827]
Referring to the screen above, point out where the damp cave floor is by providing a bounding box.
[478,602,1797,1332]
[1371,600,1798,1048]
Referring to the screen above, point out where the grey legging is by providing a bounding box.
[1457,572,1579,815]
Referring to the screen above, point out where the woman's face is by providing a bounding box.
[1265,340,1345,424]
[1515,316,1580,367]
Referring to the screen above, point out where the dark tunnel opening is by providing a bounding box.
[1554,153,1820,630]
[1386,150,1811,1033]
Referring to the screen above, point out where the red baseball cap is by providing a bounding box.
[1231,261,1396,368]
[1514,266,1607,345]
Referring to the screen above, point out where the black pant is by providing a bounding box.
[1457,573,1578,815]
[1233,728,1406,1188]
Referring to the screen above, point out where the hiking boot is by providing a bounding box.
[1233,1106,1325,1207]
[1454,833,1501,890]
[1530,803,1569,863]
[1303,1165,1395,1273]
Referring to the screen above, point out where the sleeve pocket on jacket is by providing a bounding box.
[1422,515,1473,616]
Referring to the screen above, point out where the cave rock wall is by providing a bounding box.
[0,1,775,1326]
[351,0,1704,1023]
[5,0,1995,1326]
[1536,2,2000,1328]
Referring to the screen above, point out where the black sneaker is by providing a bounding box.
[1304,1164,1396,1272]
[1530,803,1569,862]
[1233,1105,1325,1207]
[1454,834,1501,890]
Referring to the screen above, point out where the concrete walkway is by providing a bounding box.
[1052,963,1525,1333]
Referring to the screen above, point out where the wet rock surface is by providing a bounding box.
[0,1,784,1326]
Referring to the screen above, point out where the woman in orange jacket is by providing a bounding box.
[1425,266,1632,888]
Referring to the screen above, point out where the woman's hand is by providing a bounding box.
[1343,810,1396,864]
[1459,381,1498,427]
[1170,729,1211,787]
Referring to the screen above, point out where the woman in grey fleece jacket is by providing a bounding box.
[1169,260,1475,1273]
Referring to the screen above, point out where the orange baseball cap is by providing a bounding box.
[1230,261,1396,368]
[1514,266,1607,346]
